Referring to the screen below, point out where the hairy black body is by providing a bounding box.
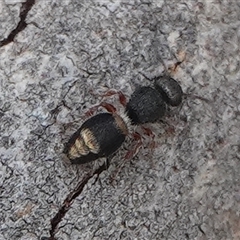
[64,113,126,164]
[126,77,182,125]
[126,86,166,125]
[64,76,183,164]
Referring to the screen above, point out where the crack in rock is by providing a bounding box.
[43,162,110,240]
[0,0,35,47]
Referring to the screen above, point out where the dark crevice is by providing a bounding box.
[198,225,206,235]
[0,0,35,47]
[44,162,110,240]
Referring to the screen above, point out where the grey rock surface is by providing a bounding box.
[0,0,240,240]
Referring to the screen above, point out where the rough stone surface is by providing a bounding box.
[0,0,240,240]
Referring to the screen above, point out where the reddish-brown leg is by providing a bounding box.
[101,90,127,107]
[110,132,143,184]
[141,126,156,151]
[124,132,143,160]
[141,127,156,169]
[84,102,117,117]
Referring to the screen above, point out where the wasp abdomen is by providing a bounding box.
[64,113,127,164]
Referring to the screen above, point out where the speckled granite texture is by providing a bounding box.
[0,0,240,239]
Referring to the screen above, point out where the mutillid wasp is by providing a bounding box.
[64,76,183,164]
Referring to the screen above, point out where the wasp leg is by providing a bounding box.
[109,132,143,184]
[63,103,115,129]
[124,132,143,160]
[100,90,127,107]
[141,126,156,151]
[84,102,117,117]
[89,89,127,107]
